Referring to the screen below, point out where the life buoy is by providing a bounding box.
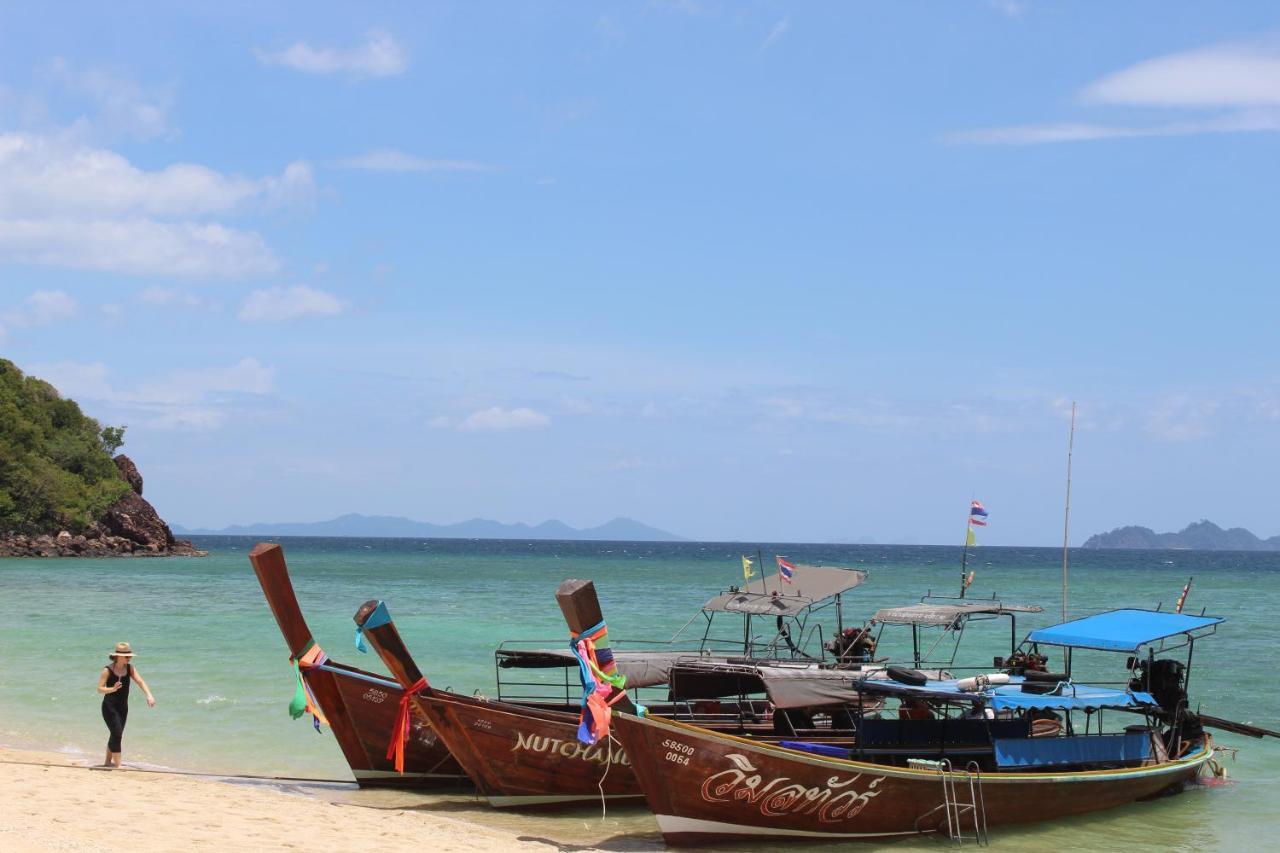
[887,666,928,687]
[1023,670,1068,683]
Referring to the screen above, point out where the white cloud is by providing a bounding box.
[1082,41,1280,108]
[761,16,790,51]
[984,0,1024,17]
[27,357,275,431]
[48,59,175,141]
[458,406,551,432]
[950,38,1280,145]
[0,133,312,218]
[3,289,78,327]
[1145,394,1219,442]
[138,287,218,311]
[947,111,1280,145]
[238,286,346,323]
[337,148,492,173]
[0,218,278,277]
[255,30,409,78]
[0,132,308,276]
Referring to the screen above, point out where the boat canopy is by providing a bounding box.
[857,675,1157,713]
[1026,608,1225,653]
[701,565,868,617]
[873,601,1042,628]
[669,660,949,710]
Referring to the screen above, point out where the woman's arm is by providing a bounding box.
[129,665,156,707]
[96,667,121,695]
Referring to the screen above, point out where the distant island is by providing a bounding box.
[1083,520,1280,551]
[175,513,685,542]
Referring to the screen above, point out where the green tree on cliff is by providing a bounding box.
[0,359,131,534]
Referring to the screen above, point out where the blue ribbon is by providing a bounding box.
[355,600,393,654]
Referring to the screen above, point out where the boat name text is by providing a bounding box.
[512,732,630,766]
[701,753,884,823]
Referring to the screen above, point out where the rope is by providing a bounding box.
[386,676,429,773]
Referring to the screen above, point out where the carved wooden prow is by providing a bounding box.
[353,600,432,695]
[555,579,636,714]
[248,542,314,658]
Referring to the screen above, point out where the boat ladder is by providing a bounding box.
[909,758,989,846]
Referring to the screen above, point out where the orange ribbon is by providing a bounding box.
[386,676,429,773]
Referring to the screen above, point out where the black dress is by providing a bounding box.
[101,664,132,753]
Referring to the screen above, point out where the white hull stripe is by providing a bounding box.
[488,794,641,808]
[656,815,923,840]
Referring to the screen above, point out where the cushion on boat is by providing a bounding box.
[993,731,1151,768]
[779,741,854,759]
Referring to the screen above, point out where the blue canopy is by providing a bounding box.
[858,675,1156,713]
[1026,609,1224,653]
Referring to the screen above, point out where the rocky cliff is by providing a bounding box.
[0,454,201,558]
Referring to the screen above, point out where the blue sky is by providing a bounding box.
[2,2,1278,544]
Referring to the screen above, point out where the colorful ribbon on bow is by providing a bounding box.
[288,641,330,732]
[386,676,429,773]
[570,620,630,745]
[355,600,393,654]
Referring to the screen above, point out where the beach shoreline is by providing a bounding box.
[0,745,562,852]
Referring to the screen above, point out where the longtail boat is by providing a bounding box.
[351,577,1043,808]
[353,584,649,806]
[610,608,1231,844]
[253,546,866,797]
[248,543,467,788]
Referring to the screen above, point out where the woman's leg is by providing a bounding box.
[103,704,126,766]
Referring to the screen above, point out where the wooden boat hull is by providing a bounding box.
[414,689,642,807]
[248,543,468,788]
[613,712,1212,845]
[314,661,466,788]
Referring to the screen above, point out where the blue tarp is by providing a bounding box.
[858,675,1156,712]
[994,732,1150,768]
[1026,609,1224,652]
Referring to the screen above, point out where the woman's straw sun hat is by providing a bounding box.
[110,642,135,658]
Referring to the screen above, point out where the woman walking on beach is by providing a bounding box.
[96,642,155,768]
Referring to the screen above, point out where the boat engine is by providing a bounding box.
[825,624,876,663]
[1130,657,1203,747]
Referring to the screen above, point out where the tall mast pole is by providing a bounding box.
[1062,401,1077,623]
[959,503,971,599]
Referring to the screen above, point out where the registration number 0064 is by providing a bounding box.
[662,738,693,765]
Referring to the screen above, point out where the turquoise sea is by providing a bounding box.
[1,537,1277,850]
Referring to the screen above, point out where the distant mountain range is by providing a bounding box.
[173,513,685,542]
[1083,520,1280,551]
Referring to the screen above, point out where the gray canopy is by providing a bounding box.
[669,660,952,709]
[702,565,869,617]
[873,601,1042,628]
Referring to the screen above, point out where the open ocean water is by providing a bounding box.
[1,536,1277,851]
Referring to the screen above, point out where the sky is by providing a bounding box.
[1,1,1278,545]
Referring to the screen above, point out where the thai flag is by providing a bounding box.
[776,556,796,584]
[970,500,988,518]
[970,518,988,527]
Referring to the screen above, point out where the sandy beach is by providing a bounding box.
[0,747,558,852]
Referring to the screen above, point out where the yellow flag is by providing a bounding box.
[966,527,977,547]
[742,555,755,580]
